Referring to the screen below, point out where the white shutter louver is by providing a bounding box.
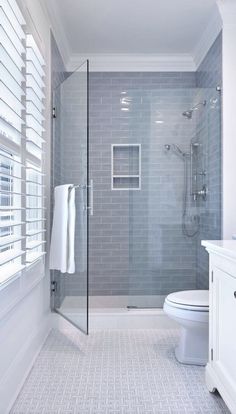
[0,1,46,285]
[25,34,46,266]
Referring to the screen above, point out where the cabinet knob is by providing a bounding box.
[234,292,236,298]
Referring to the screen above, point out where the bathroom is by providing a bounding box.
[0,0,236,412]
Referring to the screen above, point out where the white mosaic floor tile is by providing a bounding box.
[11,329,230,414]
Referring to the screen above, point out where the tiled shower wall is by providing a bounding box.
[51,34,222,302]
[196,33,222,289]
[51,33,66,187]
[89,73,197,297]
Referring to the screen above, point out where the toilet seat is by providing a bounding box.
[165,290,209,311]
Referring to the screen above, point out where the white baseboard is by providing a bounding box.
[0,314,51,414]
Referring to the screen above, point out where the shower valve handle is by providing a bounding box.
[196,185,208,201]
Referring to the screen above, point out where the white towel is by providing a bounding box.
[50,184,76,274]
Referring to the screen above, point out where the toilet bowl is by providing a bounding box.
[164,290,209,366]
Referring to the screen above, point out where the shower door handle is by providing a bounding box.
[87,179,94,216]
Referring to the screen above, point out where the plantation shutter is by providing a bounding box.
[0,0,46,286]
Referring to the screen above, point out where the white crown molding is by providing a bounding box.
[41,0,223,74]
[38,0,71,67]
[67,53,196,72]
[193,5,222,69]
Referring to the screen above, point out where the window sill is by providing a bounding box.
[0,264,26,290]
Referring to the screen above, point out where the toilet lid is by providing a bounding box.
[166,290,209,309]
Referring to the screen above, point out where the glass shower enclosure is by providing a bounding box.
[52,64,221,332]
[52,60,89,334]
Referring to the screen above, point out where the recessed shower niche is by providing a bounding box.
[111,144,141,190]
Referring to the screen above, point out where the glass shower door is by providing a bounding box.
[52,60,90,334]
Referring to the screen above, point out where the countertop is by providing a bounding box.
[202,240,236,260]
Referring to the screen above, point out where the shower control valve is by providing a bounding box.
[196,185,208,201]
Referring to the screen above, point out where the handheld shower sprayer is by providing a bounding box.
[164,142,199,237]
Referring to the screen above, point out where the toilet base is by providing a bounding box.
[175,325,209,366]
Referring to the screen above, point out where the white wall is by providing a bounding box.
[0,1,52,412]
[217,0,236,239]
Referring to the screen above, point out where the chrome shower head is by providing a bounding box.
[164,144,187,158]
[182,110,193,119]
[182,100,207,119]
[172,144,186,158]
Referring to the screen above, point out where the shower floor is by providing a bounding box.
[58,295,175,330]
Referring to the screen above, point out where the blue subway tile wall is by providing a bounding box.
[196,33,222,89]
[196,32,222,289]
[50,37,222,302]
[51,32,67,189]
[88,72,198,298]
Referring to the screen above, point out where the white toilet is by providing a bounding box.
[164,290,209,366]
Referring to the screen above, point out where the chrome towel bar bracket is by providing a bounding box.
[70,180,94,216]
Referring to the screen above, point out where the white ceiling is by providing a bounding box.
[43,0,220,70]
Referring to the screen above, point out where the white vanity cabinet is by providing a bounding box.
[202,241,236,414]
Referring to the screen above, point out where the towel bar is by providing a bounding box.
[70,180,93,216]
[70,184,87,190]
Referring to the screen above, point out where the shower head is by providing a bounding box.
[182,100,207,119]
[182,110,193,119]
[164,144,187,158]
[172,144,186,158]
